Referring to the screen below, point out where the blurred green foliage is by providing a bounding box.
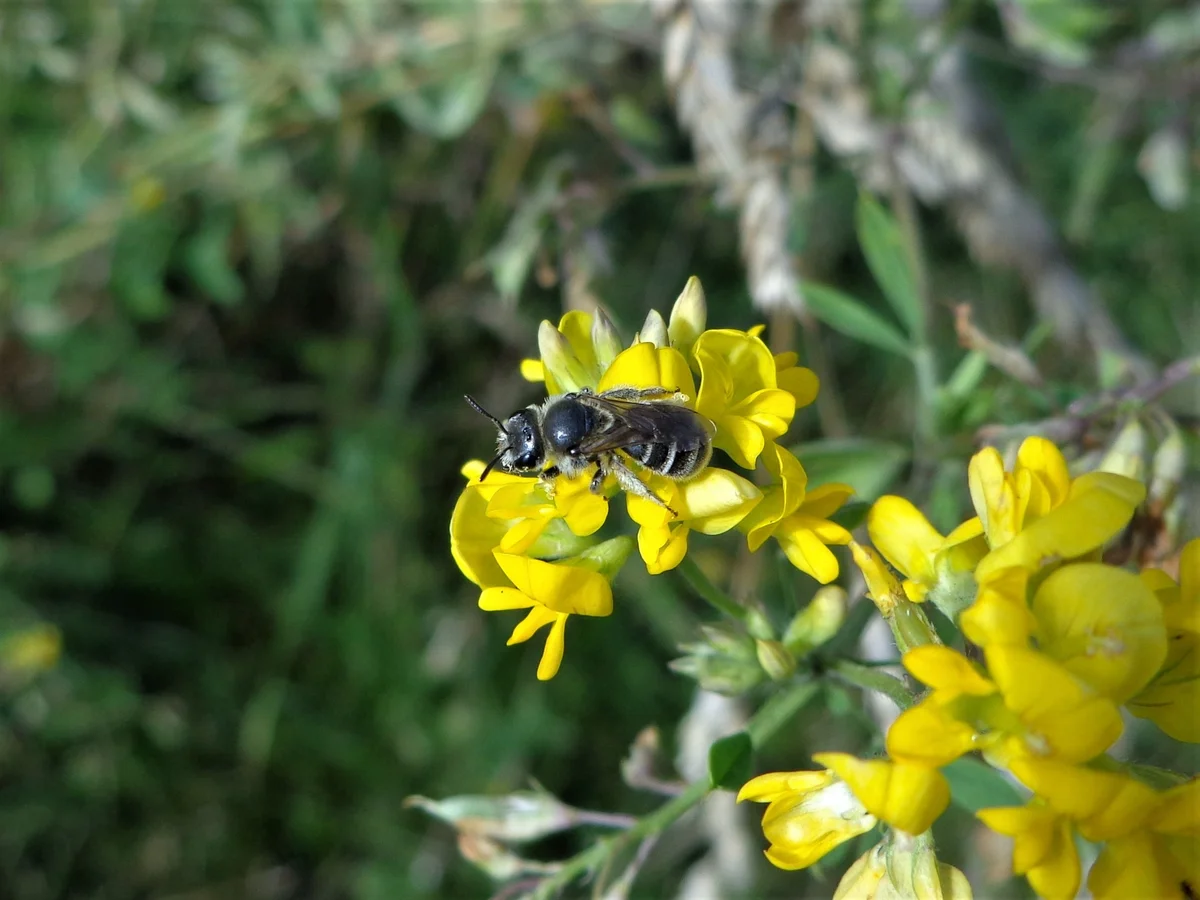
[0,1,1197,898]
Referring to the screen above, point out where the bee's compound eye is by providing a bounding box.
[511,448,541,470]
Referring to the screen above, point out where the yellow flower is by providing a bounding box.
[1088,777,1200,900]
[1129,538,1200,741]
[627,468,762,574]
[959,566,1035,648]
[885,645,1123,768]
[741,444,852,583]
[976,802,1080,900]
[969,438,1144,583]
[815,753,950,836]
[449,461,598,587]
[834,834,973,900]
[692,329,798,469]
[1029,562,1166,703]
[479,542,631,680]
[1,624,61,674]
[982,761,1200,900]
[737,767,877,870]
[773,350,820,411]
[866,496,986,606]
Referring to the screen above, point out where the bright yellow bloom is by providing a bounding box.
[773,350,820,411]
[867,497,986,605]
[983,761,1199,900]
[627,468,761,574]
[814,752,950,836]
[886,645,1122,768]
[478,543,630,680]
[1088,777,1200,900]
[737,767,877,870]
[959,566,1034,647]
[741,444,852,583]
[1030,562,1166,703]
[835,834,973,900]
[970,438,1144,583]
[976,803,1080,900]
[1129,538,1200,741]
[692,329,798,469]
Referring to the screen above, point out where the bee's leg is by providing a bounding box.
[605,454,677,517]
[589,465,606,494]
[542,465,561,478]
[599,386,691,404]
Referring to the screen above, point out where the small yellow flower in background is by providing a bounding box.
[1129,537,1200,741]
[737,767,878,870]
[835,833,973,900]
[866,496,986,606]
[1,624,61,674]
[741,444,853,584]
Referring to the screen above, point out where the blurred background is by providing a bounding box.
[1,1,1198,898]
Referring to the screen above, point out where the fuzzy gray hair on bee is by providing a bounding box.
[465,387,716,511]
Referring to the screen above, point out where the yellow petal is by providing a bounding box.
[492,553,614,617]
[978,806,1080,900]
[1088,834,1188,900]
[968,447,1012,546]
[675,468,763,534]
[780,528,842,584]
[520,358,545,382]
[558,309,598,374]
[960,567,1034,647]
[868,496,943,583]
[902,645,995,698]
[1032,563,1167,702]
[479,587,533,611]
[694,328,779,390]
[644,524,689,575]
[974,477,1143,581]
[738,769,837,803]
[1181,538,1200,606]
[450,483,513,587]
[1157,779,1200,835]
[732,388,796,440]
[777,362,819,410]
[598,343,696,398]
[800,482,855,519]
[1128,630,1200,742]
[667,276,707,353]
[1015,437,1071,510]
[814,753,950,835]
[508,604,558,644]
[536,613,568,680]
[886,702,978,766]
[986,646,1124,762]
[1010,760,1158,841]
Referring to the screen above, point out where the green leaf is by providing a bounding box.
[803,282,911,358]
[391,55,498,139]
[856,192,923,336]
[793,438,910,500]
[708,731,753,791]
[942,757,1024,813]
[182,211,243,306]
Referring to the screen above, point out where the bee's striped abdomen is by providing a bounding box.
[626,440,711,480]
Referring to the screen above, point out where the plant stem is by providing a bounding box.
[677,556,746,622]
[830,659,916,710]
[530,680,821,899]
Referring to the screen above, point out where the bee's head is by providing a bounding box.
[464,395,544,478]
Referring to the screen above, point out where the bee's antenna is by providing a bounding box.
[464,394,507,431]
[479,453,504,482]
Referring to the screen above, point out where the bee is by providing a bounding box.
[464,386,716,510]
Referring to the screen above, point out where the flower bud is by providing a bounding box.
[456,832,558,881]
[755,639,797,681]
[572,535,635,580]
[538,320,592,392]
[744,606,776,642]
[1148,421,1186,509]
[783,586,848,656]
[668,276,707,354]
[834,832,973,900]
[671,623,764,695]
[405,791,574,843]
[1098,418,1147,481]
[591,307,625,370]
[636,309,669,348]
[850,542,940,652]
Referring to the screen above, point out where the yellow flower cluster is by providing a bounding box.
[739,436,1199,899]
[449,279,852,679]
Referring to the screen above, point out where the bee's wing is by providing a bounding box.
[573,396,715,456]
